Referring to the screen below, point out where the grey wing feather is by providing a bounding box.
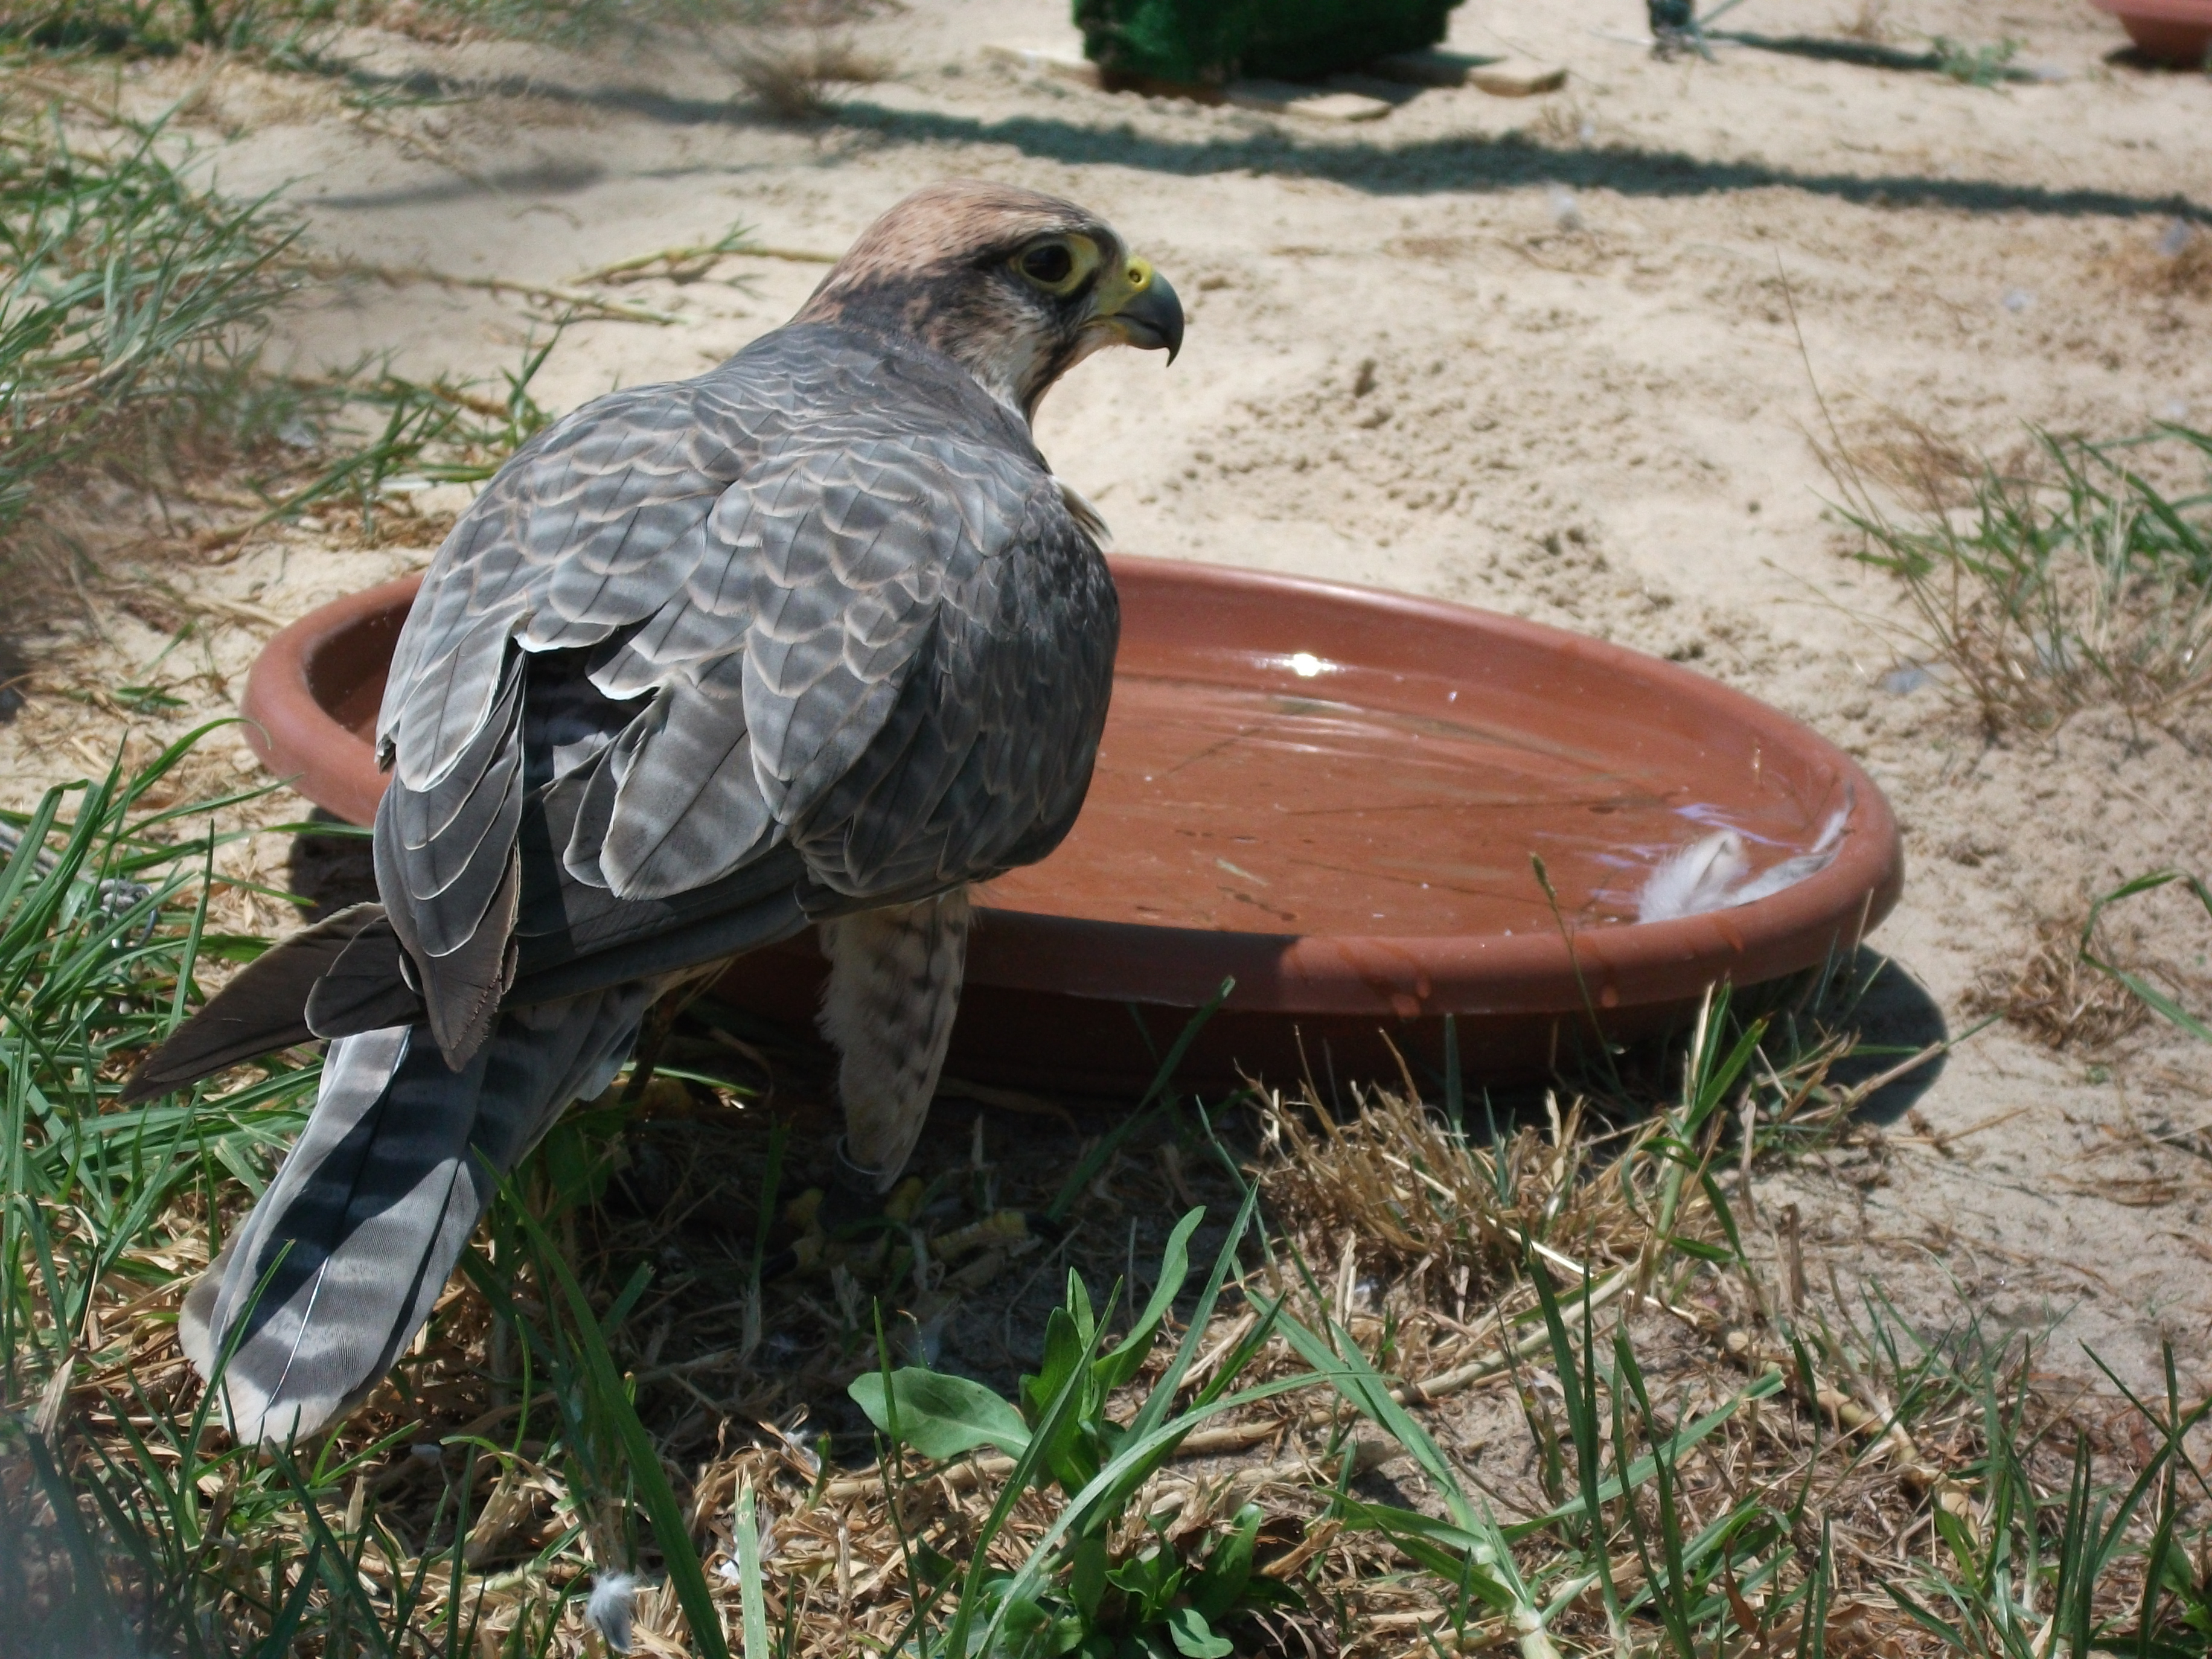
[798,475,1117,897]
[372,387,762,1041]
[374,782,518,1065]
[597,653,775,898]
[369,326,1109,1052]
[305,916,424,1038]
[382,645,525,935]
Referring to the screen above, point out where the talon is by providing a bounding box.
[929,1208,1031,1262]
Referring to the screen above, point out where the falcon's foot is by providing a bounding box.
[776,1142,1049,1287]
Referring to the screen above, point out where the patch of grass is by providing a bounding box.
[0,0,332,54]
[849,1198,1336,1659]
[0,0,676,56]
[718,1,893,121]
[1833,406,1984,516]
[1826,421,2212,733]
[2082,869,2212,1043]
[1964,915,2156,1051]
[0,732,329,1645]
[838,995,2209,1659]
[1,78,568,571]
[253,325,564,544]
[3,744,2204,1659]
[1,0,877,58]
[0,69,717,583]
[0,95,301,561]
[360,0,723,50]
[1929,34,2021,86]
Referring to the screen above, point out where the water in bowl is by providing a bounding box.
[977,671,1848,938]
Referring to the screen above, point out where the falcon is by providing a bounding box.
[127,181,1184,1443]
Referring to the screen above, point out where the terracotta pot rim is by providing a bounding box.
[238,557,1903,1022]
[2088,0,2212,21]
[239,573,423,830]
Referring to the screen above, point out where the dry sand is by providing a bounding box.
[4,0,2208,1399]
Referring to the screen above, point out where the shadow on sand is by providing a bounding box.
[315,65,2210,226]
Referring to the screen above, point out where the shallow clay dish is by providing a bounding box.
[240,557,1902,1091]
[2088,0,2212,60]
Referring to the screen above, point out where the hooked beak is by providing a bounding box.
[1092,255,1184,363]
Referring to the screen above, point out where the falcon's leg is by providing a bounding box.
[817,887,971,1194]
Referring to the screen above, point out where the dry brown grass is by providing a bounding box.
[1963,890,2211,1052]
[1835,0,1895,43]
[10,987,2194,1658]
[1818,408,2212,733]
[1527,95,1599,149]
[1826,407,1985,515]
[723,1,894,120]
[2109,220,2212,302]
[1254,1083,1720,1322]
[1964,916,2153,1050]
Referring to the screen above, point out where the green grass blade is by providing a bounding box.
[735,1482,769,1659]
[516,1203,731,1659]
[1046,978,1233,1223]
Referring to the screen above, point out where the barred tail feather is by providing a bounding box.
[182,985,654,1444]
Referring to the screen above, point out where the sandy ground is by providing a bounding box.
[4,0,2210,1400]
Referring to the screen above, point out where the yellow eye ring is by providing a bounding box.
[1012,234,1098,295]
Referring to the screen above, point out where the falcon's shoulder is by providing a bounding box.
[793,470,1118,899]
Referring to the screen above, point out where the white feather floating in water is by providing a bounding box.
[1635,828,1751,924]
[1636,796,1852,924]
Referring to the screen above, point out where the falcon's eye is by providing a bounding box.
[1017,241,1078,290]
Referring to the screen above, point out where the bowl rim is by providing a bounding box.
[240,556,1903,1021]
[2087,0,2212,22]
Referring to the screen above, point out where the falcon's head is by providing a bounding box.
[796,180,1184,422]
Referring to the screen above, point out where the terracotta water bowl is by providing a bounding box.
[2089,0,2212,62]
[240,558,1902,1093]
